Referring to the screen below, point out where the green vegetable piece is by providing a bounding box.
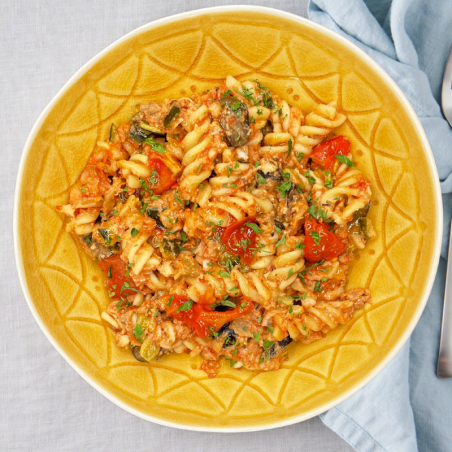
[245,222,264,234]
[129,123,150,143]
[159,238,185,259]
[335,154,355,167]
[98,228,110,243]
[139,336,160,362]
[359,217,376,240]
[309,231,321,245]
[146,207,165,229]
[278,295,294,306]
[177,299,193,313]
[221,300,237,308]
[109,123,117,141]
[163,104,181,127]
[273,219,285,230]
[133,315,150,343]
[144,136,166,154]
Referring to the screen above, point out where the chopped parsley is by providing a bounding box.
[335,154,355,167]
[263,340,273,350]
[257,173,267,185]
[324,171,334,189]
[246,222,264,234]
[275,235,286,248]
[133,324,143,339]
[174,192,184,205]
[295,241,305,250]
[276,173,292,198]
[131,228,139,237]
[309,231,321,245]
[218,270,231,278]
[177,299,193,313]
[144,137,166,154]
[303,171,316,185]
[287,139,293,158]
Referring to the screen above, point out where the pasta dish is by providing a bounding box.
[58,76,375,377]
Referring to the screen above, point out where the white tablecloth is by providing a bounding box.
[0,1,354,450]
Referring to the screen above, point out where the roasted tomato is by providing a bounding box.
[310,136,351,171]
[147,154,177,195]
[164,294,253,337]
[304,217,346,262]
[221,217,258,265]
[98,255,137,298]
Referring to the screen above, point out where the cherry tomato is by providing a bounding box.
[99,255,137,298]
[164,294,253,338]
[147,154,177,195]
[221,217,258,265]
[304,217,346,262]
[310,136,351,171]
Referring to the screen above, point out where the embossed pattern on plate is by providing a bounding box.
[17,10,439,429]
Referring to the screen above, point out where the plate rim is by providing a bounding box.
[13,4,443,432]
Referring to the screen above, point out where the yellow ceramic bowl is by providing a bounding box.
[14,6,442,431]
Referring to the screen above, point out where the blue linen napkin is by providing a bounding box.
[308,1,452,451]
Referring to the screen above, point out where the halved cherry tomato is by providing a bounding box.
[164,294,253,337]
[99,255,137,298]
[310,136,351,171]
[147,154,177,195]
[304,217,346,262]
[221,217,258,265]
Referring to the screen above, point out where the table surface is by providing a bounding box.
[0,1,355,450]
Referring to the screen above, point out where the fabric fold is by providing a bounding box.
[309,1,452,451]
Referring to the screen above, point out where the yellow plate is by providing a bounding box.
[14,6,442,431]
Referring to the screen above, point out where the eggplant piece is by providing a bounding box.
[163,103,181,127]
[219,322,238,348]
[159,238,186,258]
[79,234,115,261]
[266,336,293,359]
[286,183,298,205]
[261,120,273,137]
[351,202,371,222]
[348,202,375,240]
[257,169,283,182]
[358,218,376,240]
[218,97,250,146]
[132,346,148,363]
[146,207,165,229]
[129,122,151,143]
[273,219,285,230]
[98,228,110,243]
[118,191,129,203]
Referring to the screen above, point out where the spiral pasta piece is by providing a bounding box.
[295,101,346,156]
